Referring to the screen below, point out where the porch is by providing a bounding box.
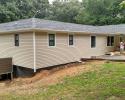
[97,34,125,61]
[114,34,125,51]
[96,52,125,61]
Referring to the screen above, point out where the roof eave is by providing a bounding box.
[0,28,121,35]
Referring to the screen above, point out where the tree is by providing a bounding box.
[75,0,124,25]
[15,0,49,19]
[32,0,49,18]
[46,0,82,23]
[120,0,125,8]
[0,0,49,23]
[0,0,19,23]
[0,0,125,25]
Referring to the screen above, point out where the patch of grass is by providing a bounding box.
[1,62,125,100]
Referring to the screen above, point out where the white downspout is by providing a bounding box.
[33,32,36,72]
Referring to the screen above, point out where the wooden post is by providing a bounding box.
[10,73,13,80]
[11,58,13,80]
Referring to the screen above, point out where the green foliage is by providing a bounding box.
[75,0,125,25]
[0,0,125,25]
[0,0,18,23]
[0,0,49,23]
[32,0,49,18]
[46,0,82,23]
[120,0,125,8]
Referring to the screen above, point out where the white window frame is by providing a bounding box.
[68,33,75,47]
[48,32,56,47]
[14,34,19,47]
[107,36,114,47]
[91,35,96,48]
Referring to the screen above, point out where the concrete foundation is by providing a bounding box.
[13,65,34,77]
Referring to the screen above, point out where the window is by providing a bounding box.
[15,34,19,46]
[69,34,74,46]
[107,36,114,46]
[91,36,96,48]
[49,34,55,46]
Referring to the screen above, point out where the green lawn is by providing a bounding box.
[1,62,125,100]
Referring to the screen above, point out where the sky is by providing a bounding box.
[49,0,82,3]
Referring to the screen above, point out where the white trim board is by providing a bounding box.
[33,32,36,72]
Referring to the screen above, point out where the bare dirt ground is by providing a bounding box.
[0,60,105,95]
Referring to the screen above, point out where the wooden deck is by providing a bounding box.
[96,55,125,61]
[81,52,125,61]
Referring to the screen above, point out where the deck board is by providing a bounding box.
[97,55,125,61]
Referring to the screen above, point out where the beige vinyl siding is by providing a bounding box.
[36,32,114,69]
[76,34,114,57]
[0,33,34,69]
[0,32,115,70]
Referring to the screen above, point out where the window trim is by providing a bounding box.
[68,33,74,47]
[14,34,19,47]
[107,36,114,47]
[91,35,96,48]
[120,36,123,42]
[48,33,56,47]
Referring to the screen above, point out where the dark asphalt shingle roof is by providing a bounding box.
[0,18,125,34]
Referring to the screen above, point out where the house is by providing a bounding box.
[0,18,124,74]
